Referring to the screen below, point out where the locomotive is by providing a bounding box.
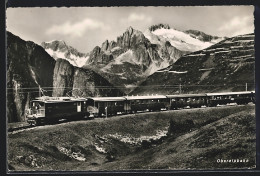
[25,91,255,125]
[26,96,90,126]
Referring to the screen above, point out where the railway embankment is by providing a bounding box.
[8,104,255,171]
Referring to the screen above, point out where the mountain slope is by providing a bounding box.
[7,32,56,122]
[41,40,89,67]
[132,33,255,95]
[7,32,123,123]
[8,105,255,170]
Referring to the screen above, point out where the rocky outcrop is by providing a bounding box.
[132,33,255,95]
[53,59,123,97]
[52,59,74,97]
[149,24,171,31]
[7,32,56,122]
[184,29,224,42]
[101,40,109,52]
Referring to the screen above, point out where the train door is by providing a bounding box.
[77,102,82,112]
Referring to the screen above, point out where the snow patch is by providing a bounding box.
[168,70,188,73]
[111,46,121,52]
[94,144,107,153]
[57,146,86,161]
[107,130,168,145]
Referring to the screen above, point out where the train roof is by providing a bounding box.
[125,95,167,100]
[91,97,126,102]
[206,91,254,96]
[33,96,88,103]
[166,94,207,98]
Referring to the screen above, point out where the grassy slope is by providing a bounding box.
[8,105,255,171]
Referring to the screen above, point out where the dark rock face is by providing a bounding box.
[149,24,171,31]
[53,59,123,97]
[101,40,109,52]
[7,32,55,122]
[52,59,74,97]
[132,33,255,95]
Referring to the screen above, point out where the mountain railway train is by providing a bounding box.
[25,91,255,126]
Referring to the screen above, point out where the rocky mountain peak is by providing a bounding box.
[149,24,171,32]
[41,40,90,67]
[184,29,223,42]
[101,40,109,51]
[41,40,68,51]
[127,26,134,34]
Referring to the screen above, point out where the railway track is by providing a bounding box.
[8,103,251,134]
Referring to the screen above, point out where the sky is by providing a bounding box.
[6,6,254,53]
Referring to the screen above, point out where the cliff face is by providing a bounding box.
[52,59,74,97]
[132,33,255,95]
[52,59,123,97]
[7,32,56,122]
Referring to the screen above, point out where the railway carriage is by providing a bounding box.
[124,95,168,113]
[26,96,90,125]
[206,91,255,106]
[166,94,207,109]
[88,97,126,117]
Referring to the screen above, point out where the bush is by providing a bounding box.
[167,119,195,136]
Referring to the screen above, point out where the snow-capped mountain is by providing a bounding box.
[83,26,187,93]
[41,40,89,67]
[144,24,224,52]
[41,24,225,94]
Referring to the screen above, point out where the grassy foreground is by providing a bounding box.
[8,104,256,171]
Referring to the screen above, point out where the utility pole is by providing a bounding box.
[179,78,182,94]
[15,82,18,93]
[246,83,247,91]
[105,106,107,119]
[39,85,41,97]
